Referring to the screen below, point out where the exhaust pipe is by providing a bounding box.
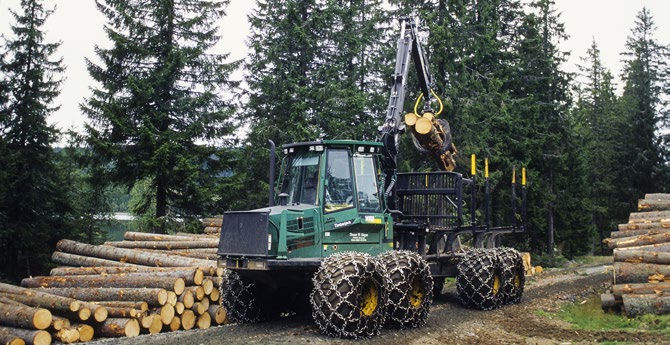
[268,140,276,207]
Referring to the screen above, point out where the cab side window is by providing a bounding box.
[325,149,354,212]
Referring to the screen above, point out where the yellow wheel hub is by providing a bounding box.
[492,274,501,295]
[360,280,378,316]
[513,273,521,288]
[409,277,424,308]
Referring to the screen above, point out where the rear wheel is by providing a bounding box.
[310,252,389,338]
[497,247,525,304]
[379,251,433,329]
[456,249,502,310]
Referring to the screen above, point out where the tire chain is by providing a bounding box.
[496,247,525,304]
[378,250,433,329]
[456,248,502,310]
[220,269,263,323]
[310,251,390,339]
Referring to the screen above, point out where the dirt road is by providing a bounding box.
[89,262,667,345]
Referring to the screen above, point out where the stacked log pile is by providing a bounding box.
[201,216,223,235]
[0,231,227,344]
[601,193,670,317]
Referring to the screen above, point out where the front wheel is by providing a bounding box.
[379,251,433,329]
[310,252,389,338]
[221,270,263,323]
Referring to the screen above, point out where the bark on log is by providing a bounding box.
[95,318,140,338]
[53,327,79,344]
[51,269,205,286]
[93,301,148,312]
[38,287,167,306]
[0,329,23,345]
[51,251,139,267]
[180,310,196,330]
[21,276,185,295]
[123,231,217,242]
[104,240,218,250]
[101,306,139,318]
[0,302,51,330]
[645,193,670,200]
[202,217,223,227]
[609,229,670,239]
[628,210,670,223]
[176,232,218,239]
[614,249,670,264]
[612,282,670,299]
[0,283,81,313]
[622,294,670,317]
[605,232,670,249]
[148,251,218,260]
[638,199,670,212]
[208,305,227,325]
[614,243,670,253]
[203,227,220,234]
[50,265,215,277]
[614,262,670,284]
[618,220,670,231]
[600,293,620,309]
[0,326,49,345]
[55,239,215,267]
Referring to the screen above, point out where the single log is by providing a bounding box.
[178,290,194,309]
[123,231,217,242]
[202,279,214,295]
[605,232,670,249]
[614,262,670,284]
[614,243,670,253]
[100,306,139,318]
[208,305,227,325]
[105,240,218,250]
[612,282,670,299]
[165,316,181,332]
[21,276,185,295]
[192,301,208,316]
[149,251,218,260]
[0,302,51,330]
[638,199,670,212]
[50,315,70,331]
[202,217,223,227]
[609,229,670,239]
[618,220,670,231]
[140,314,162,335]
[50,265,216,277]
[0,284,80,313]
[645,193,670,200]
[94,301,148,312]
[53,327,79,344]
[180,310,196,330]
[209,287,220,304]
[39,287,167,306]
[0,329,23,345]
[95,318,140,338]
[600,293,620,309]
[196,312,211,329]
[55,239,215,267]
[166,292,177,307]
[184,286,205,301]
[158,305,175,325]
[176,232,218,239]
[53,269,205,286]
[174,302,185,315]
[51,251,138,267]
[71,323,94,342]
[0,326,48,345]
[628,210,670,222]
[622,294,670,317]
[203,227,220,234]
[614,249,670,264]
[81,302,108,322]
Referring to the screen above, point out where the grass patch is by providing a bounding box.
[539,296,670,335]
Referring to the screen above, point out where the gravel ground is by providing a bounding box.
[87,262,669,345]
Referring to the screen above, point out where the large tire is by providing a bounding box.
[379,251,433,329]
[456,249,502,310]
[310,252,389,338]
[497,247,525,304]
[221,270,263,323]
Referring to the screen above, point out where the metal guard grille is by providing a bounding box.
[396,171,466,230]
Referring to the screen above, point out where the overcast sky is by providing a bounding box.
[0,0,669,140]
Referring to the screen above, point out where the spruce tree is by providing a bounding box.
[82,0,239,232]
[0,0,72,280]
[619,7,669,201]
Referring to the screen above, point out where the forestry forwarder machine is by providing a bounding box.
[217,17,527,338]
